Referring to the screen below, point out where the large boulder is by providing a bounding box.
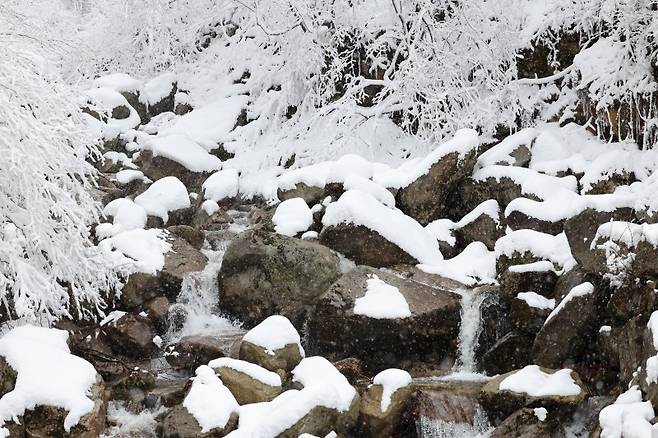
[532,282,600,368]
[138,149,214,194]
[481,331,534,376]
[479,366,586,424]
[499,261,558,300]
[218,229,341,327]
[319,224,417,267]
[396,146,479,226]
[277,182,325,206]
[307,266,461,371]
[121,234,208,309]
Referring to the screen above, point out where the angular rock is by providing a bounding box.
[279,395,360,438]
[359,380,413,437]
[490,408,566,437]
[506,208,564,235]
[160,404,237,438]
[167,225,205,250]
[239,341,303,376]
[218,228,341,327]
[510,294,554,334]
[277,182,325,206]
[121,234,208,309]
[211,360,282,404]
[482,331,534,376]
[455,204,504,251]
[145,296,170,333]
[476,288,513,363]
[165,336,227,371]
[499,262,558,300]
[396,149,479,225]
[101,313,158,360]
[307,266,461,371]
[479,367,586,424]
[532,282,600,368]
[563,208,633,274]
[319,224,417,267]
[0,356,16,396]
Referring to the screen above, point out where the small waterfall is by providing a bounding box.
[165,234,244,344]
[451,287,486,376]
[419,407,491,438]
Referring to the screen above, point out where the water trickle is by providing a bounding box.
[452,287,486,375]
[418,407,491,438]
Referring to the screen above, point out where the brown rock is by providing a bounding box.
[160,405,237,438]
[165,336,227,371]
[101,313,158,360]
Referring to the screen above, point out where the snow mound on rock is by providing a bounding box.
[242,315,305,356]
[272,198,313,237]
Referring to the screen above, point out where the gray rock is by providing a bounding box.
[239,340,303,375]
[490,408,566,437]
[218,229,341,327]
[277,183,325,206]
[396,150,479,225]
[482,331,534,376]
[212,362,282,404]
[160,404,237,438]
[165,336,227,371]
[319,224,417,268]
[307,266,461,371]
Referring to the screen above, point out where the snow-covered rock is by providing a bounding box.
[134,176,190,224]
[307,266,461,370]
[273,198,314,237]
[210,357,283,405]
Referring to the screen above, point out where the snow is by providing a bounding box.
[322,190,443,265]
[144,134,223,173]
[372,368,412,412]
[202,169,239,202]
[599,325,612,334]
[277,162,333,192]
[103,151,137,169]
[99,228,172,274]
[342,175,395,208]
[425,218,457,246]
[100,310,127,326]
[645,312,658,385]
[85,87,140,134]
[209,358,282,387]
[494,230,577,272]
[134,176,190,223]
[593,221,658,248]
[301,231,319,240]
[0,326,99,436]
[141,72,176,105]
[476,128,537,168]
[241,315,305,356]
[93,73,142,94]
[353,274,412,319]
[473,165,578,202]
[226,357,356,437]
[161,95,248,150]
[498,365,582,397]
[183,365,239,433]
[516,292,556,310]
[99,198,147,238]
[115,169,149,185]
[534,407,548,421]
[201,200,220,216]
[598,386,656,438]
[272,198,313,237]
[375,129,480,189]
[326,154,375,184]
[291,357,357,412]
[455,200,500,228]
[508,261,555,273]
[419,242,496,286]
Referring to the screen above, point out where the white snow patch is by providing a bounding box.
[115,169,149,185]
[353,275,411,319]
[373,368,412,412]
[343,175,395,208]
[534,407,548,422]
[499,365,582,397]
[203,169,239,202]
[599,386,656,438]
[145,134,223,173]
[495,230,577,272]
[242,315,305,357]
[135,176,190,223]
[183,365,239,433]
[419,242,496,286]
[98,198,147,239]
[272,198,313,237]
[99,228,172,274]
[516,292,556,310]
[0,326,99,436]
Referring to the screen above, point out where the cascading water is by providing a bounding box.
[451,287,487,376]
